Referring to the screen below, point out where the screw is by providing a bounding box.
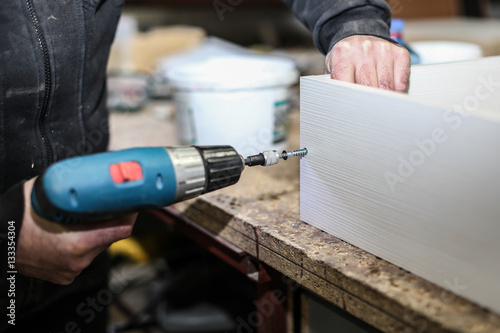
[281,148,308,160]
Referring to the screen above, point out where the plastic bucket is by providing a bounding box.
[409,41,483,65]
[167,55,299,157]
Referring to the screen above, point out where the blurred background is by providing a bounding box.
[118,0,500,51]
[106,0,500,112]
[105,1,500,332]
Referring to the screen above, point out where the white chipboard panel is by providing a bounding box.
[300,56,500,314]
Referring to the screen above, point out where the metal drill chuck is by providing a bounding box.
[165,145,246,203]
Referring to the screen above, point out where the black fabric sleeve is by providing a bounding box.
[0,181,25,277]
[283,0,394,54]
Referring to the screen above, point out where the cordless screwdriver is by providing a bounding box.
[31,145,307,224]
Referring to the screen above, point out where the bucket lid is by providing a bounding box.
[409,41,482,64]
[166,55,299,91]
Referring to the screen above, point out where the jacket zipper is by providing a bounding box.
[26,0,54,166]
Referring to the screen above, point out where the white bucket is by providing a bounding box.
[167,55,299,157]
[409,41,483,65]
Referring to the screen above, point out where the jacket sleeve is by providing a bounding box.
[0,181,25,277]
[283,0,393,54]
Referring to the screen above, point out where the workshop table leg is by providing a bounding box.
[254,263,288,333]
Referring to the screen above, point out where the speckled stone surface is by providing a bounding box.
[110,106,500,333]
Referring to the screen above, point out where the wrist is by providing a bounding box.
[0,181,26,276]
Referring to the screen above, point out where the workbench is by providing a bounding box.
[109,101,500,333]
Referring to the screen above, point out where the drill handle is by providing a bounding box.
[31,148,177,224]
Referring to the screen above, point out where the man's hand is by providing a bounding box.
[16,178,137,285]
[325,35,411,93]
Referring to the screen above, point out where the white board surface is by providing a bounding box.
[300,56,500,313]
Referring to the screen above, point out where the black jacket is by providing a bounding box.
[0,1,122,332]
[284,0,393,54]
[0,0,392,331]
[0,0,122,194]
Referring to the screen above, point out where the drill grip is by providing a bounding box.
[31,148,177,224]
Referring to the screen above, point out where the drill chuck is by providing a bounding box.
[165,146,244,202]
[194,146,244,193]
